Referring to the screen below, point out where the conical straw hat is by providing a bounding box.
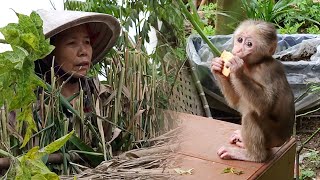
[36,9,121,64]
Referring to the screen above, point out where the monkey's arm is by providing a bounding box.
[230,68,274,112]
[214,73,240,109]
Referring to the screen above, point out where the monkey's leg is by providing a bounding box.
[241,113,269,162]
[217,143,268,162]
[230,130,245,148]
[218,146,253,161]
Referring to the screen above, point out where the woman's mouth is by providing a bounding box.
[76,62,90,70]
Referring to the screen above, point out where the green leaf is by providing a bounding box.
[8,131,74,178]
[69,133,103,166]
[0,10,53,147]
[42,130,74,155]
[30,11,43,32]
[29,159,59,180]
[23,146,41,160]
[19,106,38,148]
[21,33,39,51]
[0,23,21,45]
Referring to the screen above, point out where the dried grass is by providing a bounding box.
[60,127,181,180]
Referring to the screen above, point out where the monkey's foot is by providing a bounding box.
[217,146,256,162]
[230,130,245,148]
[217,146,234,160]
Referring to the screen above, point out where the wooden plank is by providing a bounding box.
[167,111,296,180]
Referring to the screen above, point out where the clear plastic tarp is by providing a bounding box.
[186,34,320,115]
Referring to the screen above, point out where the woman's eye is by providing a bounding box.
[67,41,76,45]
[237,37,243,43]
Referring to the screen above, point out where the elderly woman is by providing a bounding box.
[33,10,121,163]
[35,9,120,102]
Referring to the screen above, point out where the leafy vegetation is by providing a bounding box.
[0,0,320,178]
[0,11,54,149]
[1,131,74,179]
[240,0,297,23]
[64,0,187,153]
[240,0,320,34]
[299,149,320,180]
[283,0,320,33]
[199,3,217,36]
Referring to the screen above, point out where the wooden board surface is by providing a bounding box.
[166,111,296,180]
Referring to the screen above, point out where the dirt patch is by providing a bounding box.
[296,116,320,179]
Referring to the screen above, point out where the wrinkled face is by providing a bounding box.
[232,29,257,61]
[53,25,92,78]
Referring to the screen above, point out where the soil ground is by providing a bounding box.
[296,115,320,179]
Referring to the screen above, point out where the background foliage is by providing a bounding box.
[0,0,320,178]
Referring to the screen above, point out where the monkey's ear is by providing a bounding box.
[269,42,277,55]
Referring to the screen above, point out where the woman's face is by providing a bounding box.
[53,25,93,78]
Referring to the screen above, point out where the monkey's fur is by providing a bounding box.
[211,20,295,162]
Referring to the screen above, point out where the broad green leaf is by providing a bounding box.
[30,11,43,33]
[21,33,38,51]
[29,159,59,180]
[0,11,53,147]
[0,23,21,45]
[30,174,47,180]
[42,130,74,154]
[7,131,74,179]
[14,160,32,180]
[22,146,42,160]
[18,106,38,148]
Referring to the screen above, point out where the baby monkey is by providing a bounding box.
[211,20,295,162]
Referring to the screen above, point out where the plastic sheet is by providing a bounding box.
[186,34,320,115]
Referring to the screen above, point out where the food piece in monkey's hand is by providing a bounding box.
[220,50,234,77]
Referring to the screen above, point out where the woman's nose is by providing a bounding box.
[78,43,90,56]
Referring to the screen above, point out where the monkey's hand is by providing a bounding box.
[210,57,224,74]
[225,56,244,74]
[230,130,245,148]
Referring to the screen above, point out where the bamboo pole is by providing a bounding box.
[0,152,81,170]
[187,59,213,118]
[177,0,221,56]
[116,56,125,126]
[176,0,219,118]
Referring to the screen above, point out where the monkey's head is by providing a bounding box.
[232,20,277,65]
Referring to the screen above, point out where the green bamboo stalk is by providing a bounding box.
[177,0,221,56]
[94,87,107,160]
[115,57,125,125]
[188,59,213,118]
[131,51,137,123]
[31,122,54,139]
[69,150,104,156]
[142,54,149,140]
[61,139,68,174]
[40,91,45,127]
[137,53,142,139]
[151,60,156,137]
[0,107,4,143]
[79,89,84,124]
[176,0,215,118]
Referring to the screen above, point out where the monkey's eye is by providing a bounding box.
[246,42,253,47]
[237,37,243,43]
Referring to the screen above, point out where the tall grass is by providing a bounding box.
[0,0,188,175]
